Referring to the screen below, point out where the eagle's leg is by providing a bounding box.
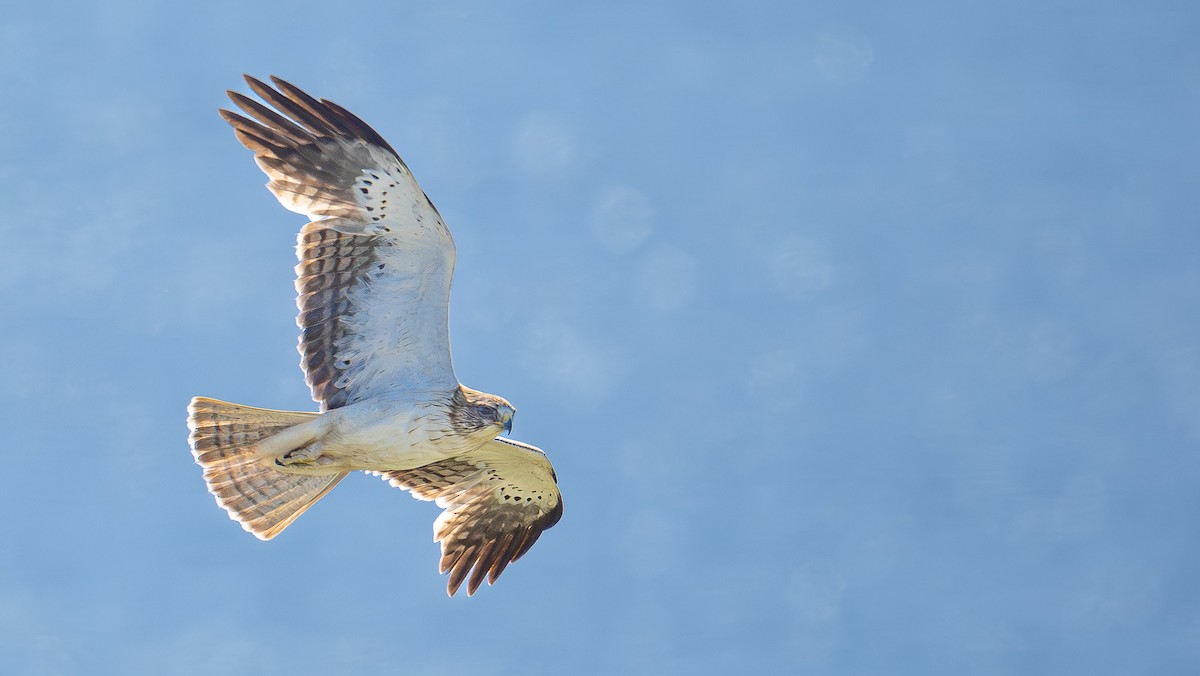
[274,441,337,469]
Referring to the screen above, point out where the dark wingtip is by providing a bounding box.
[445,544,476,596]
[544,496,565,531]
[242,74,276,101]
[269,74,294,90]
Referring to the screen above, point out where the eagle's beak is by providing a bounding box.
[502,417,513,435]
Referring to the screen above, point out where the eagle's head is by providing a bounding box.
[452,386,516,438]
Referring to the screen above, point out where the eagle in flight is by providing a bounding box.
[187,75,563,596]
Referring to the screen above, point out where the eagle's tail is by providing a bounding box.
[187,396,347,539]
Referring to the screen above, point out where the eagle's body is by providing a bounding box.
[254,387,512,475]
[188,76,562,597]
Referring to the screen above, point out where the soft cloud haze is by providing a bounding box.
[2,1,1198,674]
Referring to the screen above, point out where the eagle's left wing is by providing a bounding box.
[220,76,459,410]
[374,438,564,596]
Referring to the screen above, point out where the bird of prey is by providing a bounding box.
[187,75,562,596]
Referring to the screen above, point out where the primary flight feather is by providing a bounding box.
[188,75,562,597]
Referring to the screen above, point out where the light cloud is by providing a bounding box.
[741,348,804,417]
[509,111,576,177]
[1021,321,1080,385]
[1159,345,1200,440]
[634,245,697,312]
[786,560,848,624]
[617,511,682,579]
[771,237,834,302]
[591,186,654,252]
[1010,475,1108,542]
[904,126,958,185]
[813,24,874,83]
[520,319,624,401]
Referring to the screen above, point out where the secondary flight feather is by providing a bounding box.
[188,75,562,596]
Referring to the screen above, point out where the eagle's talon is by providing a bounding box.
[275,442,325,468]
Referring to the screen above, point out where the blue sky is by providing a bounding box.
[2,1,1199,673]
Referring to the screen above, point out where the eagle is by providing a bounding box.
[187,75,563,597]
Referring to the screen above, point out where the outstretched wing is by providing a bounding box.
[221,75,458,410]
[374,438,564,596]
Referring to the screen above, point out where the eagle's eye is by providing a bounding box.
[475,404,495,420]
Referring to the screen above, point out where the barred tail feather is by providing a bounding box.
[187,396,346,539]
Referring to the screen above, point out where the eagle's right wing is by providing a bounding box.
[373,437,564,596]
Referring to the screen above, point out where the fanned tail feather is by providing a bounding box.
[187,396,346,539]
